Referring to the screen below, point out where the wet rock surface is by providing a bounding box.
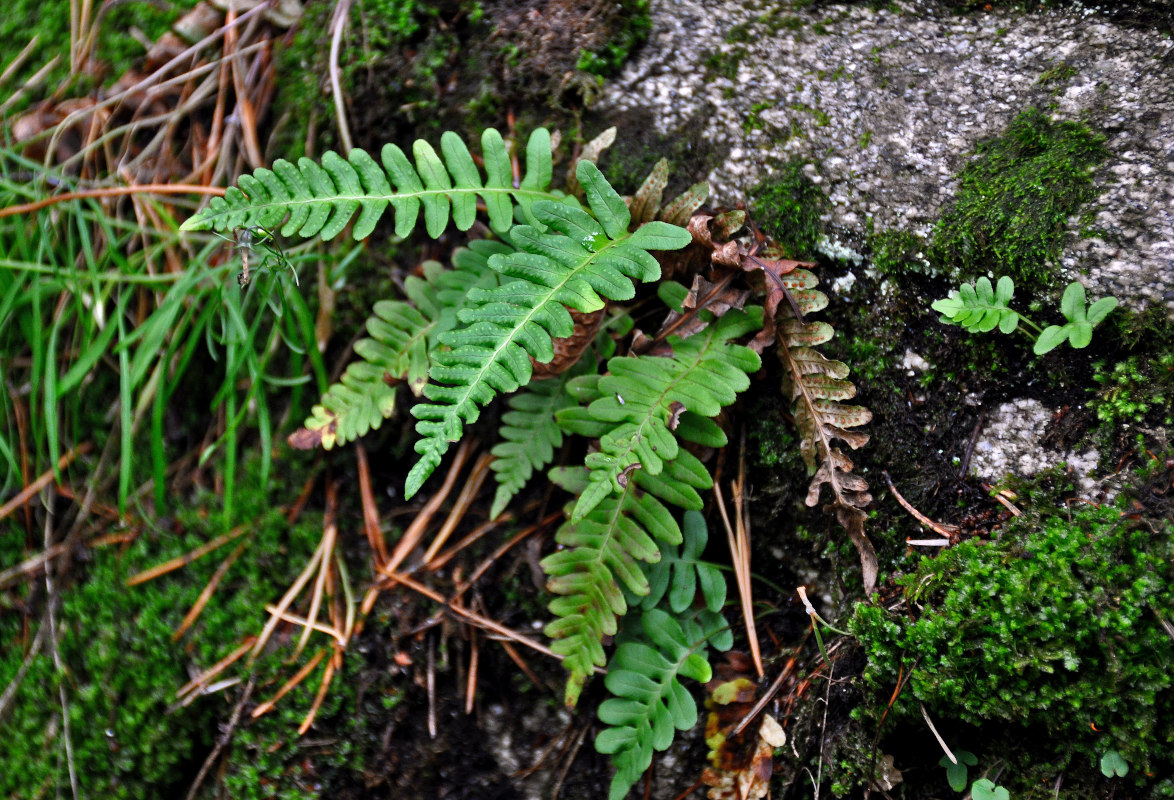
[600,0,1174,311]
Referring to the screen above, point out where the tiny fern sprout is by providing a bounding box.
[932,276,1117,355]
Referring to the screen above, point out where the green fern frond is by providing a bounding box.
[931,275,1019,334]
[570,307,764,522]
[595,607,729,800]
[404,161,692,499]
[290,241,508,450]
[488,359,590,519]
[180,128,559,240]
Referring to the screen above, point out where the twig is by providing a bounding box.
[882,471,958,539]
[0,182,227,219]
[328,0,356,154]
[185,674,256,800]
[0,442,92,522]
[127,523,250,586]
[920,703,956,764]
[42,488,79,800]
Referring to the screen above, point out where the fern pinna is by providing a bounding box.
[405,161,691,499]
[544,307,762,705]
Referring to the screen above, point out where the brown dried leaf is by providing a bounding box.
[288,424,329,450]
[629,158,668,225]
[658,274,752,341]
[565,126,617,197]
[530,307,605,379]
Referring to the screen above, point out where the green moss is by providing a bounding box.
[576,0,651,78]
[851,474,1174,793]
[930,108,1109,293]
[703,47,747,80]
[0,461,324,797]
[868,227,929,277]
[743,100,776,133]
[750,159,826,259]
[1037,61,1079,87]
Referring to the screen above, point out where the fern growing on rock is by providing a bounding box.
[181,126,875,799]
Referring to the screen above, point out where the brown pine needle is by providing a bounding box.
[252,536,325,659]
[263,606,346,647]
[422,452,493,565]
[498,639,547,693]
[0,184,226,219]
[882,471,959,538]
[297,656,337,735]
[449,511,562,604]
[296,481,338,657]
[251,647,328,719]
[0,442,92,522]
[385,438,474,575]
[177,637,255,699]
[127,523,250,586]
[465,628,479,714]
[356,444,389,566]
[715,478,763,679]
[173,539,249,641]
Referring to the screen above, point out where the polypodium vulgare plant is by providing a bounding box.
[182,125,873,796]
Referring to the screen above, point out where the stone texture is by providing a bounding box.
[600,0,1174,311]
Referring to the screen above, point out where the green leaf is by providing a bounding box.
[1086,295,1118,325]
[971,778,1010,800]
[1100,749,1128,778]
[1033,325,1068,355]
[1060,280,1087,321]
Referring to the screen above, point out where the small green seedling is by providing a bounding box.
[931,276,1116,355]
[971,777,1011,800]
[939,749,978,792]
[1100,749,1129,778]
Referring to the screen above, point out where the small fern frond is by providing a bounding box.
[488,360,589,519]
[404,161,692,499]
[289,241,507,450]
[595,607,729,800]
[931,275,1019,334]
[181,128,558,240]
[570,307,764,522]
[776,266,876,591]
[542,444,713,706]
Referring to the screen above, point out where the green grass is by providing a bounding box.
[0,146,340,518]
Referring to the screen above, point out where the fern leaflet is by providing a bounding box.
[488,359,588,518]
[180,128,560,240]
[776,266,876,591]
[405,161,691,499]
[289,241,507,449]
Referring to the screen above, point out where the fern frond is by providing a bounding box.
[931,275,1019,334]
[180,128,559,240]
[289,241,508,450]
[595,607,728,800]
[488,359,589,519]
[776,267,876,591]
[570,307,764,522]
[404,161,692,499]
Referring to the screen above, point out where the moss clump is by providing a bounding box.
[576,0,651,78]
[750,159,827,259]
[868,227,929,277]
[930,108,1109,293]
[0,493,323,797]
[851,476,1174,792]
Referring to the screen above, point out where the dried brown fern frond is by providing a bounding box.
[774,270,876,591]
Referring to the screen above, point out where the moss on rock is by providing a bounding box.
[930,108,1109,293]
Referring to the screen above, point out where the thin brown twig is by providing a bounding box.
[356,444,389,566]
[127,523,250,586]
[0,442,93,522]
[882,471,959,539]
[385,438,475,575]
[422,452,493,564]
